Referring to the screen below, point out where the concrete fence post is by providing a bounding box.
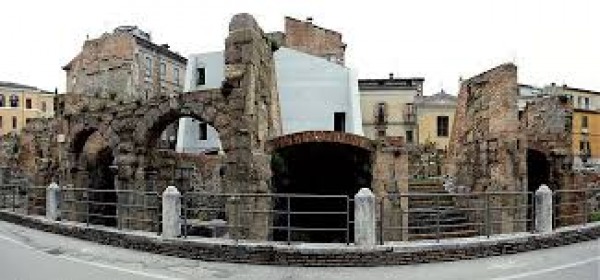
[162,186,181,238]
[354,188,376,246]
[535,184,553,233]
[46,182,60,221]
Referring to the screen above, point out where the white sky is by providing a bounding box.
[1,0,598,96]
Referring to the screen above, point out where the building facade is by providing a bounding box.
[0,82,54,136]
[414,90,457,151]
[176,47,362,153]
[572,108,600,169]
[63,26,187,101]
[359,75,423,142]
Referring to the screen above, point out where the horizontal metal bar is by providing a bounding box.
[270,226,347,232]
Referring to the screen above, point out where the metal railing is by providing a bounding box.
[59,188,161,233]
[553,188,600,228]
[3,183,599,244]
[0,184,46,215]
[181,192,352,244]
[380,191,534,242]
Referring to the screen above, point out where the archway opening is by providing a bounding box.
[271,142,372,243]
[527,149,550,193]
[527,149,550,226]
[86,146,117,227]
[144,113,223,193]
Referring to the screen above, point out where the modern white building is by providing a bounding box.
[176,47,363,153]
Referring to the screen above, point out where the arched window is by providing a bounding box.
[9,95,19,108]
[0,94,5,107]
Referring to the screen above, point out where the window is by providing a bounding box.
[377,129,386,138]
[174,67,180,86]
[0,116,2,129]
[12,116,17,129]
[376,102,386,124]
[41,101,47,112]
[196,67,206,86]
[25,98,32,109]
[584,97,590,110]
[437,116,449,137]
[406,130,413,143]
[580,141,591,158]
[145,57,152,77]
[160,62,166,79]
[9,95,18,107]
[334,112,346,132]
[199,122,208,140]
[582,115,589,129]
[0,94,4,107]
[577,97,583,109]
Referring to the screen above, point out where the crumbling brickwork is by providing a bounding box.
[282,16,346,65]
[63,26,187,102]
[449,63,521,192]
[0,14,411,243]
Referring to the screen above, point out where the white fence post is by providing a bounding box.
[162,186,181,238]
[46,182,60,221]
[354,188,376,246]
[535,184,553,233]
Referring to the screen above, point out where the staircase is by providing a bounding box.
[407,180,478,240]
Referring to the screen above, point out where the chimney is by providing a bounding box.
[389,73,394,79]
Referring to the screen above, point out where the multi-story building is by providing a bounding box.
[268,16,346,65]
[176,47,362,153]
[414,90,457,150]
[572,108,600,169]
[544,84,599,111]
[0,82,54,136]
[63,25,187,148]
[544,84,600,170]
[518,83,600,170]
[359,74,424,143]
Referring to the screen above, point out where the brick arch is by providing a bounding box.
[267,131,375,152]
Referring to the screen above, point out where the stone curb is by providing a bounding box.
[1,210,598,267]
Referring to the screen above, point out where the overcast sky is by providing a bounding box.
[1,0,598,95]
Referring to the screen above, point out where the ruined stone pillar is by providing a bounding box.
[355,188,376,246]
[46,182,60,221]
[162,186,181,238]
[220,13,281,241]
[535,184,553,233]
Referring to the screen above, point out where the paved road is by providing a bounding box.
[0,221,598,280]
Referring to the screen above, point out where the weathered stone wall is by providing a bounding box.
[449,63,521,193]
[521,96,574,190]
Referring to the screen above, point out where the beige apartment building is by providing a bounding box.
[414,90,457,151]
[359,74,423,143]
[0,82,54,136]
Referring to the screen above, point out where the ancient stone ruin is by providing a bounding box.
[0,14,409,242]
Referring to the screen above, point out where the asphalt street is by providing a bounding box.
[0,220,598,280]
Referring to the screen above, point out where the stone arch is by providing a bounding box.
[132,93,224,151]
